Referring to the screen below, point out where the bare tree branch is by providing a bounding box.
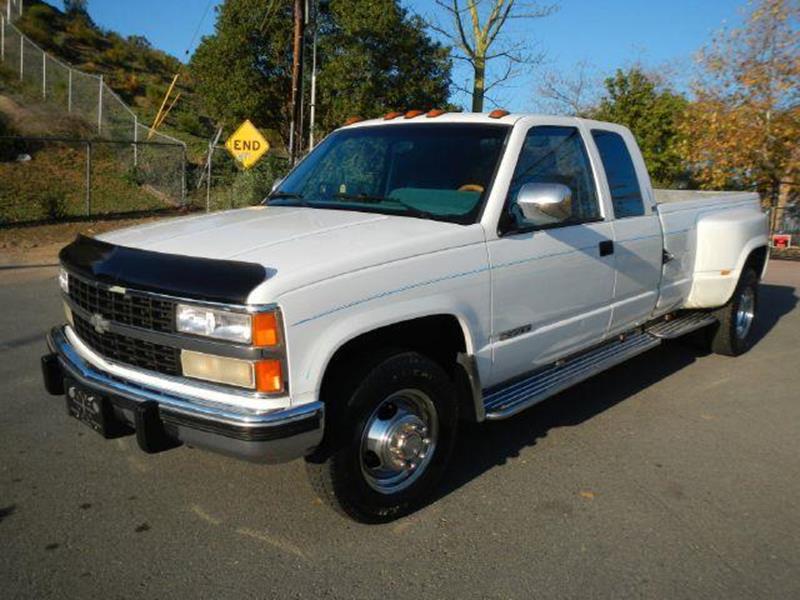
[536,59,600,116]
[427,0,559,111]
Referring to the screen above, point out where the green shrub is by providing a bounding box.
[38,191,68,220]
[176,112,205,137]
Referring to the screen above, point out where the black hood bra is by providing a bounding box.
[59,235,273,305]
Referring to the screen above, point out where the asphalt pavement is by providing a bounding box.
[1,261,798,599]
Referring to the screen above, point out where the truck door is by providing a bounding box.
[486,125,616,386]
[590,129,663,335]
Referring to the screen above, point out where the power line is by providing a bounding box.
[185,0,216,56]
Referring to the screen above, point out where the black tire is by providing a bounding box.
[305,351,459,523]
[709,267,759,356]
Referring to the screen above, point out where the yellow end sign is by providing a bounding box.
[225,120,269,169]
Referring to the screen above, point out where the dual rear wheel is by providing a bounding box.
[709,267,759,356]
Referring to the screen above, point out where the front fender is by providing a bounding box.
[277,244,492,402]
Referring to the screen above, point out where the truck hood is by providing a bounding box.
[99,206,486,301]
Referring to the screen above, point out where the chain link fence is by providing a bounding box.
[0,12,182,148]
[0,136,185,225]
[0,4,187,209]
[192,143,290,213]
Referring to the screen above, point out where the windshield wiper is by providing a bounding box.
[265,191,311,207]
[333,193,439,220]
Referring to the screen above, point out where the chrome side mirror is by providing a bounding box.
[515,183,573,226]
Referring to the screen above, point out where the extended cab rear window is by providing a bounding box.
[591,130,645,218]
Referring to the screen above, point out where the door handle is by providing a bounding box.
[599,240,614,257]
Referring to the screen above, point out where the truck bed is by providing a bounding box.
[654,189,760,214]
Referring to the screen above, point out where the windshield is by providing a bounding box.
[268,123,510,224]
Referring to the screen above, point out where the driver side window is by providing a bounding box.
[507,126,600,229]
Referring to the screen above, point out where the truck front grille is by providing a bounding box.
[73,313,182,377]
[68,275,174,333]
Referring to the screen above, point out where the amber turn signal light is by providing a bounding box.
[255,359,283,394]
[252,312,280,347]
[488,109,509,119]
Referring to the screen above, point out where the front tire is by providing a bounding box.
[709,267,759,356]
[305,351,459,522]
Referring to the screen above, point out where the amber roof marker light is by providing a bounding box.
[426,109,447,118]
[383,111,403,120]
[344,116,364,126]
[404,110,424,119]
[488,109,510,119]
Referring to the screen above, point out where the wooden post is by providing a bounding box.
[289,0,305,164]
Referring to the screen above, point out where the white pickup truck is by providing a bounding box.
[42,112,769,522]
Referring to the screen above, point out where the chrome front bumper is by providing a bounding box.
[44,326,324,463]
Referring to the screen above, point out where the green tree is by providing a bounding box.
[190,0,452,147]
[591,67,688,187]
[64,0,89,16]
[190,0,294,140]
[314,1,451,132]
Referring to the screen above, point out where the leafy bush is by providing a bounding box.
[176,112,205,137]
[209,156,290,209]
[38,191,68,220]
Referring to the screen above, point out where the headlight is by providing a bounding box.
[175,305,280,346]
[58,268,69,294]
[176,304,252,343]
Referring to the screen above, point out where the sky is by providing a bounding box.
[52,0,747,112]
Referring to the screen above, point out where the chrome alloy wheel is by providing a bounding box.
[735,286,756,340]
[360,389,439,494]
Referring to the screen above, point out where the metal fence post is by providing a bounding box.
[85,141,92,216]
[1,14,5,63]
[41,51,46,100]
[181,145,187,206]
[97,75,103,135]
[18,33,22,79]
[133,115,138,167]
[67,68,72,112]
[206,142,212,213]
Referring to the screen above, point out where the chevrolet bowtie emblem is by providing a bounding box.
[89,313,111,335]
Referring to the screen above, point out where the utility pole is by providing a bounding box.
[288,0,305,165]
[308,0,318,150]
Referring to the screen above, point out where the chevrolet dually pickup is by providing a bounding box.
[42,112,769,522]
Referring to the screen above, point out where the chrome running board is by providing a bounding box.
[645,312,717,339]
[483,331,661,420]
